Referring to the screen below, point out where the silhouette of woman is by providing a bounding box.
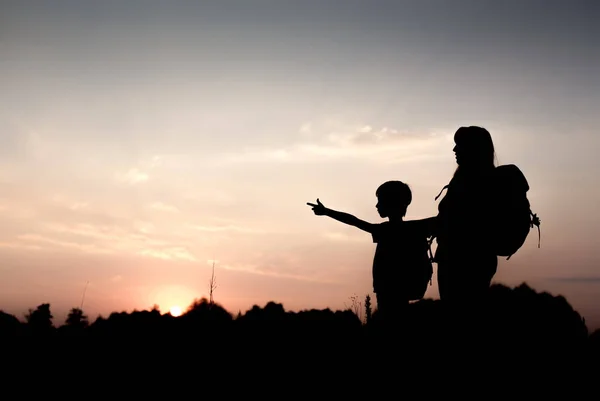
[433,126,498,305]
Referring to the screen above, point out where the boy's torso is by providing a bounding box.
[371,220,430,294]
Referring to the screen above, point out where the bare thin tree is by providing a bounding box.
[209,260,217,305]
[344,294,362,322]
[80,281,89,310]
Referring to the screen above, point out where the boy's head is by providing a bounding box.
[375,180,412,218]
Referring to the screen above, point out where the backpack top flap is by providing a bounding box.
[494,164,529,195]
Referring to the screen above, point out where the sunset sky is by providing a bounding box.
[1,1,599,329]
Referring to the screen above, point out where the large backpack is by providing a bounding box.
[490,164,541,260]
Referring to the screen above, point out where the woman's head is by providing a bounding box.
[453,126,496,169]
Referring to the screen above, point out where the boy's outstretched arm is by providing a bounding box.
[307,199,375,233]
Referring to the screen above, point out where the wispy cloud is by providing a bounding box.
[16,233,113,254]
[42,222,137,243]
[25,221,197,262]
[148,202,179,213]
[299,122,312,135]
[49,194,92,212]
[216,261,336,284]
[188,224,266,234]
[69,202,90,211]
[215,121,449,165]
[0,240,44,251]
[2,218,207,263]
[115,168,149,184]
[138,247,197,262]
[183,189,236,205]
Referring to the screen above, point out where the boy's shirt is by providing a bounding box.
[371,219,431,296]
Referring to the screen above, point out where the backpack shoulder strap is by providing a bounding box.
[434,184,449,201]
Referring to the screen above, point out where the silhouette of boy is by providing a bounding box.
[307,181,435,326]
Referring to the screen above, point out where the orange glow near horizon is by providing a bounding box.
[169,306,182,317]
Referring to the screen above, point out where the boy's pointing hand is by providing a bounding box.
[307,198,326,215]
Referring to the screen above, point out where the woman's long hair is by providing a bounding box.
[453,126,497,177]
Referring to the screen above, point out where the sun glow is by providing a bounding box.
[169,306,182,317]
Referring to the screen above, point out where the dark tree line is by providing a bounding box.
[1,282,598,389]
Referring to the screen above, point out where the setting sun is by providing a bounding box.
[169,306,182,317]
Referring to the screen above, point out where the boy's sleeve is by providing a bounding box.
[371,222,386,243]
[410,218,437,238]
[424,216,437,237]
[424,216,438,238]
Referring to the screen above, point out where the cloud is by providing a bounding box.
[214,122,449,165]
[216,261,336,284]
[326,126,409,146]
[150,155,164,168]
[111,275,123,282]
[183,189,236,205]
[69,202,90,211]
[115,168,149,184]
[0,240,44,251]
[299,122,312,135]
[49,195,91,211]
[15,233,113,254]
[148,202,179,213]
[138,247,197,262]
[42,222,131,243]
[24,221,199,263]
[188,224,266,234]
[134,221,156,234]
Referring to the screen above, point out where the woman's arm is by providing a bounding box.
[408,216,438,238]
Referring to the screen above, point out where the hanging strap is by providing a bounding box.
[531,211,541,248]
[426,236,435,286]
[427,236,435,263]
[506,211,541,260]
[434,184,449,201]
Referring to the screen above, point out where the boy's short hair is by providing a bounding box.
[376,180,412,207]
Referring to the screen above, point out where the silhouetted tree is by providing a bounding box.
[65,307,89,329]
[2,280,597,379]
[0,311,21,337]
[25,303,54,335]
[182,297,232,334]
[589,329,600,358]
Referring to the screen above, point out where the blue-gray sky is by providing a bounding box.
[1,0,599,327]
